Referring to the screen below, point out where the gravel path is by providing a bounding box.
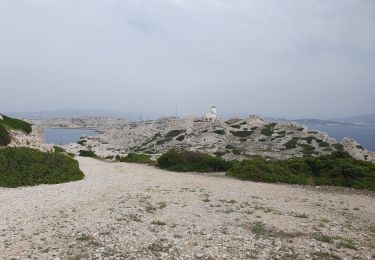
[1,157,374,259]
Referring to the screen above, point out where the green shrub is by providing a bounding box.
[299,144,316,156]
[214,151,229,157]
[333,143,344,151]
[214,129,225,135]
[157,149,232,172]
[77,140,86,145]
[230,124,241,129]
[302,136,316,144]
[230,131,254,137]
[118,153,152,164]
[0,147,84,187]
[319,141,330,148]
[260,128,273,137]
[284,137,300,149]
[225,144,236,150]
[0,115,32,134]
[53,146,66,153]
[156,138,171,145]
[227,152,375,191]
[79,150,97,157]
[165,129,185,138]
[0,124,11,146]
[356,145,365,151]
[176,135,185,141]
[260,123,277,137]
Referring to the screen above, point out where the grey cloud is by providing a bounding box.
[0,0,374,118]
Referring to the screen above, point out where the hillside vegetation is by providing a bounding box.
[0,114,33,147]
[0,147,84,188]
[0,124,10,146]
[157,149,233,172]
[227,151,375,191]
[0,114,32,134]
[116,153,153,164]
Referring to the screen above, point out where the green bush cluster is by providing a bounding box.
[0,147,84,187]
[165,129,185,138]
[79,150,97,157]
[284,137,300,149]
[214,129,225,135]
[117,152,152,164]
[53,146,66,153]
[260,123,277,137]
[0,115,32,134]
[157,149,233,172]
[226,151,375,191]
[0,124,11,146]
[77,139,87,145]
[176,135,185,141]
[230,130,254,137]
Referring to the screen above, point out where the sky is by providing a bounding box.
[0,0,374,119]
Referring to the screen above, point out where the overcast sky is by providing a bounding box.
[0,0,374,119]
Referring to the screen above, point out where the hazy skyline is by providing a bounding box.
[1,0,374,119]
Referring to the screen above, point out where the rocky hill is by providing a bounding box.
[66,115,375,163]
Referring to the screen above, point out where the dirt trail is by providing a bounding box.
[0,157,374,259]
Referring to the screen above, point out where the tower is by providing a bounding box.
[211,106,217,117]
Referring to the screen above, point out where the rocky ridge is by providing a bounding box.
[62,115,375,163]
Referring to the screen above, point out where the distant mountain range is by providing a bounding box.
[3,109,375,127]
[331,114,375,125]
[4,109,164,121]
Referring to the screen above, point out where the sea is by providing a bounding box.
[308,125,375,152]
[44,128,98,145]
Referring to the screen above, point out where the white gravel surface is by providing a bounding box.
[0,157,374,259]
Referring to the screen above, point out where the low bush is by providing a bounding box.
[333,143,344,151]
[284,137,300,149]
[157,149,233,172]
[0,124,11,146]
[165,129,185,138]
[214,129,225,135]
[77,140,86,145]
[319,141,330,148]
[0,147,84,187]
[176,135,185,141]
[225,144,236,150]
[117,152,152,164]
[53,146,66,153]
[260,123,277,137]
[230,130,254,137]
[79,150,97,157]
[227,151,375,191]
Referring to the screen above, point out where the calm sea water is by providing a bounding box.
[45,128,98,145]
[309,125,375,151]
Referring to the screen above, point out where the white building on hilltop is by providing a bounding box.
[204,106,217,122]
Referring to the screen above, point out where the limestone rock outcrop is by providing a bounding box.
[341,137,375,163]
[8,125,53,152]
